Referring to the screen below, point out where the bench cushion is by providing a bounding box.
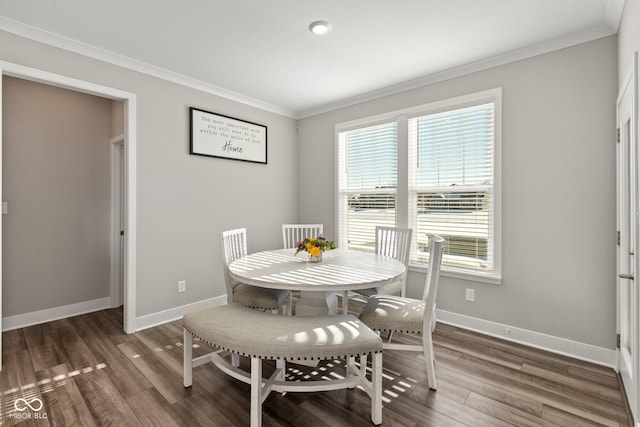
[184,303,382,361]
[359,294,425,334]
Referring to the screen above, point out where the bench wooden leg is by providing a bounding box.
[232,353,240,367]
[183,328,193,388]
[276,358,285,381]
[250,357,263,427]
[359,354,367,377]
[371,352,382,425]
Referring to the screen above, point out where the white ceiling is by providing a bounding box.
[0,0,625,118]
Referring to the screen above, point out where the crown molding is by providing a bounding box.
[0,16,297,118]
[297,25,616,118]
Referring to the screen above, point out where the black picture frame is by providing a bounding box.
[189,107,267,164]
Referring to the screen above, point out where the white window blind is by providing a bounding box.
[338,122,397,251]
[408,102,495,272]
[335,88,501,282]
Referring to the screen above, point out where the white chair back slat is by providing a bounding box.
[282,224,324,249]
[220,228,248,303]
[375,226,413,266]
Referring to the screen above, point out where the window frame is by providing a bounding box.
[335,88,502,284]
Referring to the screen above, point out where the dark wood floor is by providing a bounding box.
[1,301,632,426]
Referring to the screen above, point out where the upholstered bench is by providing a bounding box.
[183,303,383,427]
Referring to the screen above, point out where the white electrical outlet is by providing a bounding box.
[178,280,186,293]
[465,288,475,302]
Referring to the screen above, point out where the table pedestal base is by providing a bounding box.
[295,291,338,316]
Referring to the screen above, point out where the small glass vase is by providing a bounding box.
[308,252,323,263]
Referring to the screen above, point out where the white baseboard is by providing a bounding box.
[436,309,618,369]
[134,295,227,332]
[2,297,111,331]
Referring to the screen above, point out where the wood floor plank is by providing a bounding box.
[2,329,27,356]
[522,362,624,404]
[171,390,239,427]
[464,392,555,427]
[134,325,185,376]
[66,313,153,399]
[125,388,186,427]
[568,364,621,389]
[187,362,258,426]
[117,339,191,405]
[434,332,526,371]
[1,304,632,426]
[408,383,515,427]
[30,319,144,426]
[40,319,98,372]
[436,364,544,417]
[2,349,49,427]
[541,403,624,427]
[67,364,143,426]
[438,349,629,424]
[35,363,96,427]
[87,308,137,346]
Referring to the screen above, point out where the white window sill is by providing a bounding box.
[408,263,502,285]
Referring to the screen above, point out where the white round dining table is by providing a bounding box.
[228,248,407,316]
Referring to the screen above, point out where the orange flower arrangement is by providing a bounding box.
[294,235,335,257]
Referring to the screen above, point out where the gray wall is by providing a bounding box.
[298,36,618,349]
[0,30,299,318]
[2,76,112,316]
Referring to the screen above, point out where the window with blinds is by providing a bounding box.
[337,122,397,252]
[408,103,495,272]
[335,88,501,282]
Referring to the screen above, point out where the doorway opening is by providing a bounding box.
[0,61,137,355]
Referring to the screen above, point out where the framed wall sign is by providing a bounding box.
[190,107,267,164]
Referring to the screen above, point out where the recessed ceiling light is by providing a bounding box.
[309,20,331,35]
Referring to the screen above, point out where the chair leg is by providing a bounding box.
[183,328,193,388]
[423,331,437,390]
[431,304,437,332]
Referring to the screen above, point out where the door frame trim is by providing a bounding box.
[0,60,137,334]
[110,134,125,309]
[616,50,639,422]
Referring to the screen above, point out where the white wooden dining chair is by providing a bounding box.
[359,234,445,390]
[221,228,292,315]
[282,224,324,249]
[342,226,413,314]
